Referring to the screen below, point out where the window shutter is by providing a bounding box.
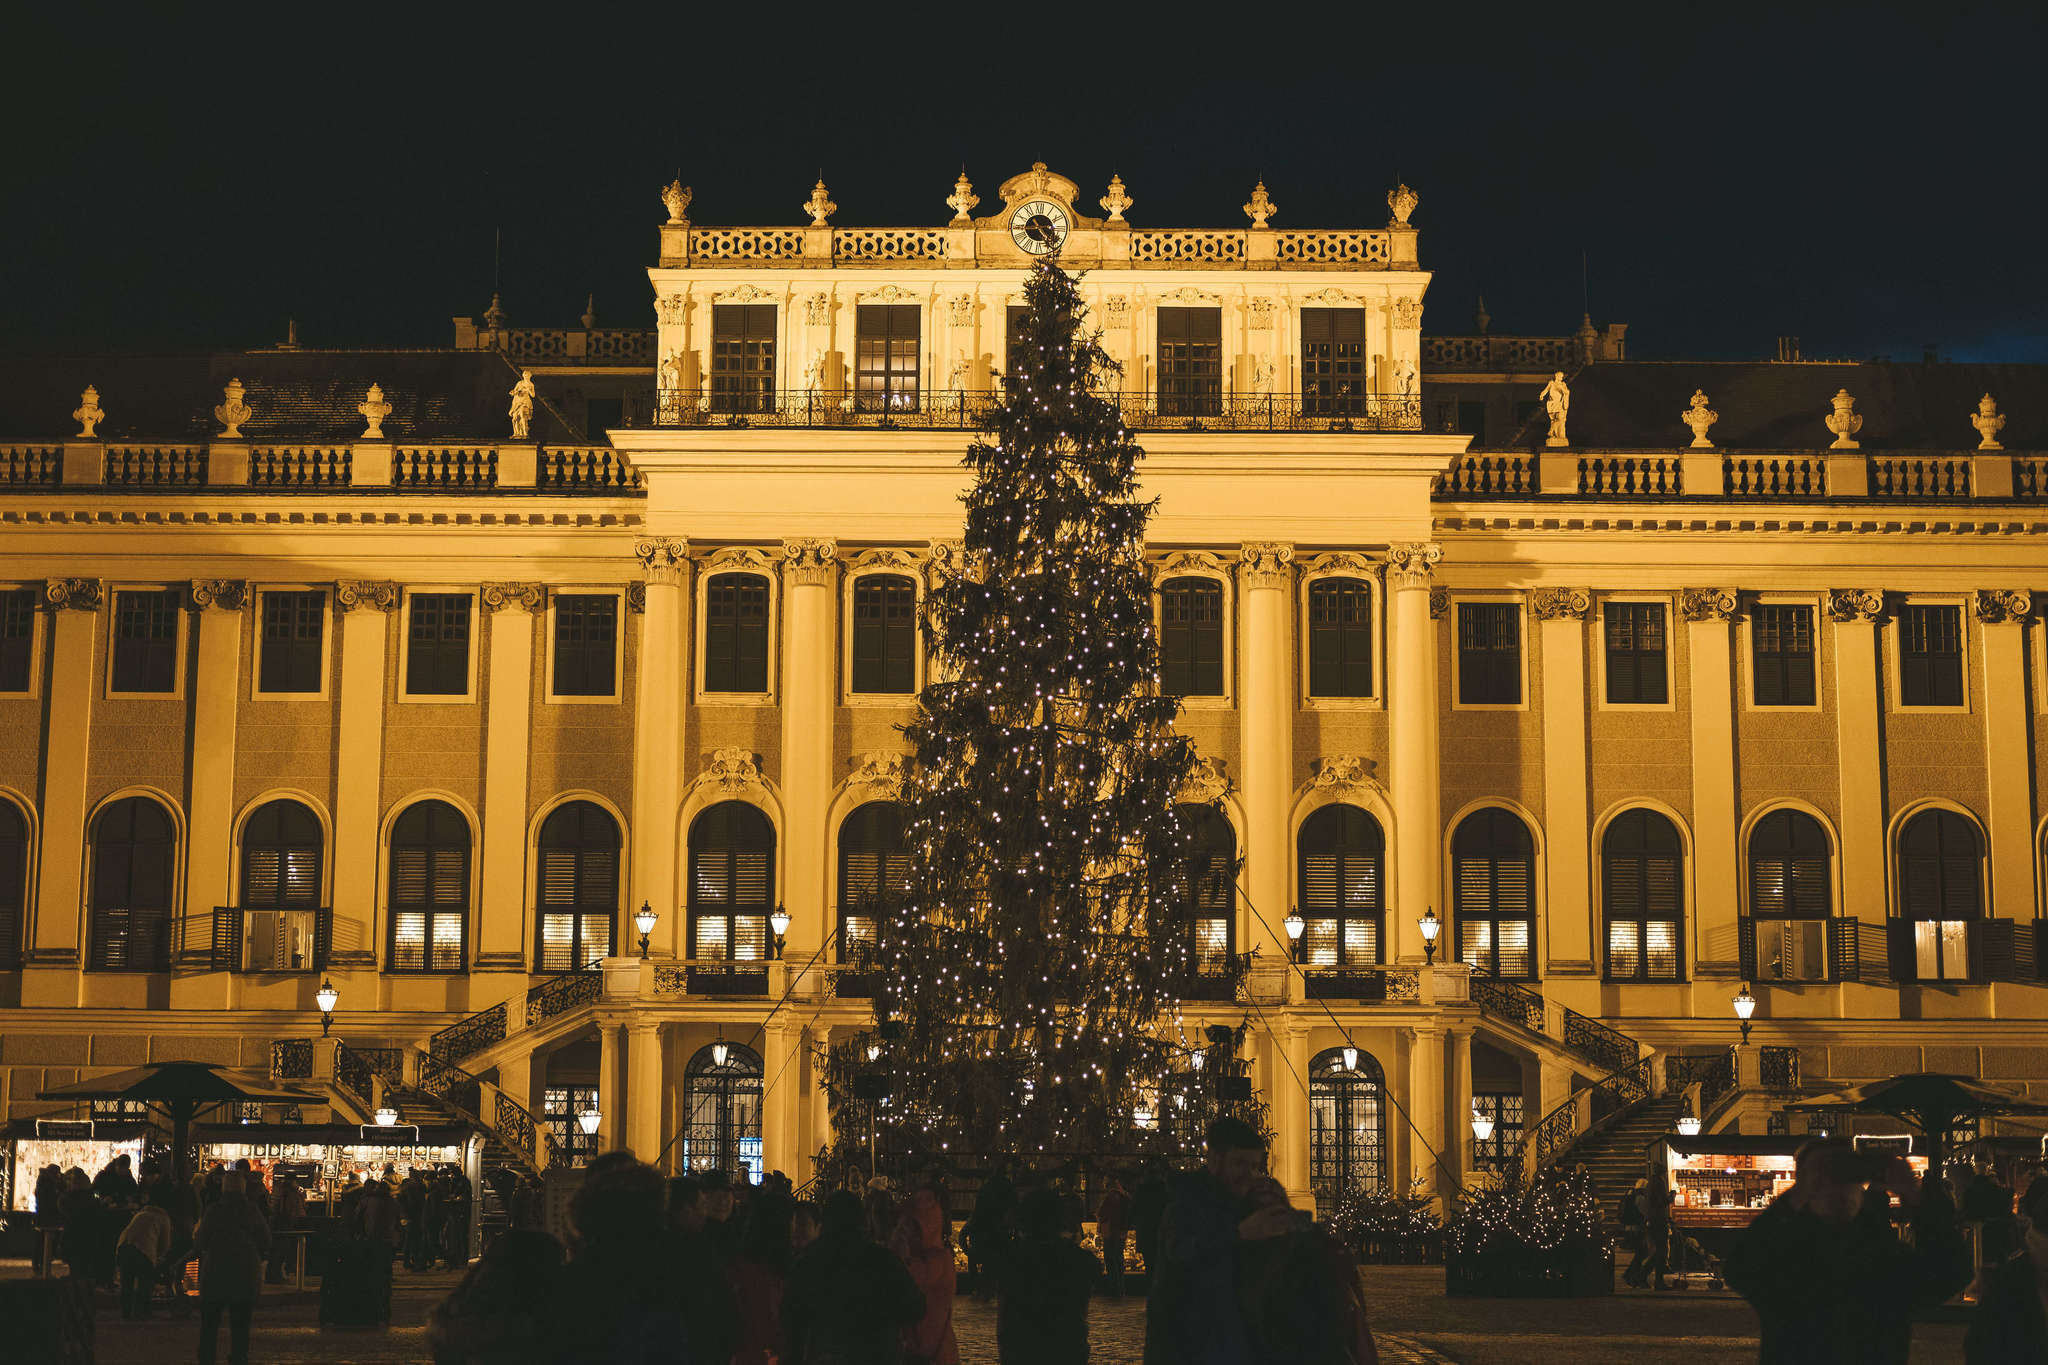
[212,905,243,971]
[1738,916,1759,980]
[313,908,332,970]
[0,588,33,693]
[1884,919,1916,981]
[1977,918,2017,982]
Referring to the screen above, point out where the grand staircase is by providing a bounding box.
[1563,1093,1687,1236]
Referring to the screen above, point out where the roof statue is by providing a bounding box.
[1825,388,1862,450]
[1099,174,1131,224]
[214,378,252,439]
[661,179,692,226]
[1388,182,1419,227]
[508,369,536,440]
[803,178,836,227]
[1971,393,2005,450]
[1243,180,1276,228]
[72,384,104,438]
[1540,371,1570,447]
[946,171,979,224]
[1682,389,1718,448]
[357,383,391,440]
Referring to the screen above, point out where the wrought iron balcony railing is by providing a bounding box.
[210,906,331,973]
[654,389,1424,433]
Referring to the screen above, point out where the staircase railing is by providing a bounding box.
[1471,977,1546,1033]
[403,1046,560,1174]
[1470,976,1653,1076]
[427,958,608,1064]
[1521,1056,1655,1172]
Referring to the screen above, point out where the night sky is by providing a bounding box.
[6,7,2042,363]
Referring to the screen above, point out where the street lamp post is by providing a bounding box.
[1732,983,1757,1045]
[770,906,791,960]
[1470,1108,1495,1168]
[1284,910,1305,963]
[315,980,339,1038]
[1418,908,1441,966]
[635,902,658,958]
[576,1104,601,1163]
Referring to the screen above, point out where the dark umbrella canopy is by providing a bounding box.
[39,1062,322,1185]
[1784,1072,2048,1169]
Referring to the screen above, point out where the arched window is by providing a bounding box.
[704,573,770,693]
[683,1042,763,1182]
[1604,810,1684,981]
[1307,577,1374,698]
[537,802,619,972]
[850,575,917,694]
[1159,577,1224,697]
[388,800,470,972]
[89,797,176,971]
[230,800,326,972]
[1746,810,1832,982]
[1898,809,1982,981]
[838,801,908,966]
[1177,805,1237,978]
[1298,805,1384,967]
[690,802,774,966]
[1451,808,1536,979]
[0,799,27,970]
[1310,1047,1386,1193]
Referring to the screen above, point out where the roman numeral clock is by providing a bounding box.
[1009,198,1070,255]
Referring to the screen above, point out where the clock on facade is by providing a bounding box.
[1008,199,1070,255]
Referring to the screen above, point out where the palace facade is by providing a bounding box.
[4,164,2047,1216]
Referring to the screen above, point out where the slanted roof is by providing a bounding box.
[0,348,579,443]
[1494,360,2048,452]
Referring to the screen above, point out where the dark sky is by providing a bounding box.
[7,5,2043,363]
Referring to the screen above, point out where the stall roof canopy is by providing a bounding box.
[189,1122,472,1147]
[38,1062,320,1107]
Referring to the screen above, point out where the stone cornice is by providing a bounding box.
[1435,512,2048,537]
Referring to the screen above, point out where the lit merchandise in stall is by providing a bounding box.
[7,1122,156,1212]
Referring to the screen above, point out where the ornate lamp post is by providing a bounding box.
[1341,1045,1359,1072]
[576,1104,602,1162]
[1470,1108,1495,1167]
[712,1032,730,1068]
[634,902,658,958]
[1284,910,1305,963]
[374,1106,398,1127]
[315,980,339,1038]
[1732,983,1757,1045]
[770,906,791,960]
[1418,908,1441,965]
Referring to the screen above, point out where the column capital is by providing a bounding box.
[781,537,840,587]
[1679,587,1741,622]
[1408,1022,1445,1043]
[44,578,101,611]
[334,579,400,613]
[1826,588,1887,623]
[187,579,249,612]
[634,537,690,586]
[1531,587,1592,621]
[481,582,545,613]
[1236,541,1295,589]
[925,538,967,586]
[1975,589,2034,625]
[1384,541,1442,589]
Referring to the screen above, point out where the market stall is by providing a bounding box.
[5,1118,162,1213]
[189,1122,472,1210]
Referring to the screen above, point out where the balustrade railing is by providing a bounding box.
[539,446,641,490]
[1129,229,1247,263]
[494,1091,538,1159]
[1561,1006,1642,1074]
[394,445,497,489]
[1760,1046,1803,1092]
[1524,1056,1654,1171]
[1271,229,1392,265]
[1869,454,1970,499]
[334,1043,377,1105]
[525,965,603,1027]
[1440,452,1536,497]
[1580,454,1681,496]
[1665,1050,1736,1115]
[1301,964,1421,1002]
[249,446,351,487]
[654,388,1423,432]
[0,445,60,486]
[105,445,206,487]
[1422,336,1578,371]
[1470,976,1547,1034]
[1724,454,1825,497]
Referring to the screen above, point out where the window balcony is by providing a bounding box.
[654,388,1424,433]
[1741,915,2047,986]
[1302,964,1421,1002]
[210,906,331,973]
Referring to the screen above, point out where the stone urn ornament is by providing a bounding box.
[1681,389,1719,448]
[803,178,836,227]
[1971,393,2005,450]
[1388,182,1420,226]
[946,171,978,224]
[661,179,692,225]
[1099,174,1131,224]
[1242,180,1277,228]
[72,385,105,438]
[214,378,253,439]
[1824,388,1862,449]
[358,382,392,440]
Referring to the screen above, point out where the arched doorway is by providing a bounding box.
[1309,1046,1387,1194]
[683,1042,764,1182]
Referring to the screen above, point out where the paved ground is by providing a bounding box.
[13,1261,1977,1363]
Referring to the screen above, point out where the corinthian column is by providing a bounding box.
[1682,589,1741,975]
[1386,543,1443,965]
[1828,590,1887,927]
[780,540,839,958]
[25,580,100,998]
[1237,543,1295,962]
[1977,591,2036,924]
[631,540,690,957]
[332,580,399,971]
[179,581,248,991]
[476,583,543,973]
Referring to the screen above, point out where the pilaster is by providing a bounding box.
[476,583,542,972]
[1447,1025,1474,1190]
[1683,589,1741,975]
[598,1020,625,1155]
[1533,589,1594,975]
[1408,1024,1446,1199]
[627,1020,667,1161]
[808,1024,836,1161]
[1828,590,1888,921]
[780,539,839,957]
[1977,592,2035,922]
[1235,543,1295,961]
[178,581,248,981]
[1276,1021,1311,1209]
[763,1018,805,1181]
[24,579,100,997]
[331,581,398,969]
[1387,543,1443,964]
[630,541,689,957]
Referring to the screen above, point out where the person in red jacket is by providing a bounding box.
[891,1188,960,1365]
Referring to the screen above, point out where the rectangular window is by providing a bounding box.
[1159,579,1224,697]
[1157,307,1222,417]
[1457,603,1521,705]
[405,593,472,696]
[710,304,776,414]
[1301,308,1368,417]
[705,575,771,693]
[1899,604,1963,706]
[111,589,181,694]
[851,576,917,694]
[1307,578,1373,698]
[1752,604,1816,706]
[258,590,326,694]
[1604,603,1668,705]
[552,595,618,698]
[0,588,33,692]
[855,305,920,413]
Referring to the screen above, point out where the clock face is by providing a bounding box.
[1009,199,1071,255]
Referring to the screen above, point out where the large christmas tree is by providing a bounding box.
[824,257,1245,1168]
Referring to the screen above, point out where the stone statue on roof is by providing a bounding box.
[358,383,391,440]
[1682,389,1718,448]
[1971,393,2005,450]
[215,379,253,439]
[72,385,104,438]
[508,370,537,440]
[661,179,692,226]
[1540,371,1570,447]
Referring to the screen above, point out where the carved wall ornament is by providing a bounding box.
[781,537,840,586]
[1388,183,1420,227]
[925,538,967,584]
[661,179,692,225]
[187,579,248,612]
[946,171,979,224]
[1825,588,1886,623]
[357,382,391,440]
[1303,287,1354,307]
[1159,286,1220,307]
[634,537,689,585]
[1531,587,1593,620]
[1971,393,2006,450]
[1099,174,1132,223]
[1384,541,1444,588]
[848,750,911,798]
[1974,589,2033,624]
[1102,295,1131,324]
[334,579,400,613]
[803,294,830,326]
[1247,297,1275,331]
[44,578,101,611]
[508,369,536,440]
[72,385,105,438]
[802,178,836,227]
[626,583,646,614]
[1310,755,1382,794]
[1681,390,1718,449]
[706,546,777,576]
[1237,542,1295,589]
[1152,549,1230,585]
[1179,754,1231,804]
[656,294,687,325]
[1242,180,1277,228]
[700,747,765,793]
[1679,587,1741,622]
[1391,297,1423,328]
[859,284,918,305]
[214,378,253,439]
[480,582,544,614]
[1301,551,1378,580]
[947,295,975,326]
[850,547,924,576]
[717,283,775,304]
[1824,388,1863,450]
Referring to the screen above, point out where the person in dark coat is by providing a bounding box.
[1142,1117,1266,1365]
[400,1169,431,1269]
[427,1227,564,1365]
[1131,1159,1169,1292]
[994,1186,1099,1365]
[1725,1138,1970,1365]
[1966,1180,2048,1363]
[730,1196,793,1365]
[194,1171,273,1365]
[783,1190,926,1365]
[95,1153,141,1207]
[1234,1177,1366,1365]
[1096,1171,1132,1298]
[964,1163,1016,1297]
[33,1164,65,1274]
[58,1168,109,1287]
[542,1152,696,1365]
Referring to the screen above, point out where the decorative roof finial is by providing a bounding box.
[1242,180,1276,229]
[358,383,391,440]
[946,170,979,224]
[661,179,692,226]
[1100,174,1132,224]
[1474,295,1491,334]
[1971,393,2006,450]
[1681,389,1719,449]
[1824,388,1863,450]
[803,177,836,227]
[1388,182,1419,227]
[581,293,597,330]
[73,385,105,439]
[482,292,507,330]
[214,379,253,440]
